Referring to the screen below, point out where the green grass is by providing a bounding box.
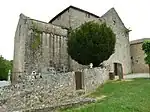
[61,78,150,112]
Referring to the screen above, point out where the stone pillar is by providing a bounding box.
[46,33,49,47]
[60,36,64,69]
[53,35,57,67]
[55,35,60,69]
[42,32,46,47]
[63,37,69,71]
[59,36,62,66]
[49,34,53,66]
[45,33,50,66]
[38,33,43,70]
[42,32,47,67]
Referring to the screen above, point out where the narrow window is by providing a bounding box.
[113,20,116,25]
[85,13,90,18]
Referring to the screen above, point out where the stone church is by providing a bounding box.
[12,6,132,82]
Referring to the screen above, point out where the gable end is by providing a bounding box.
[49,5,100,23]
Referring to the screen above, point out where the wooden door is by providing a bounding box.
[118,63,123,79]
[75,71,83,90]
[114,63,118,76]
[114,63,123,79]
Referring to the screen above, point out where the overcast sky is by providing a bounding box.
[0,0,149,60]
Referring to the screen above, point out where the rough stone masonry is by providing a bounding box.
[49,6,132,75]
[3,5,132,111]
[0,67,109,112]
[13,6,132,83]
[12,14,70,82]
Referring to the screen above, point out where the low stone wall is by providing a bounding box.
[24,97,97,112]
[83,67,109,93]
[0,72,76,111]
[0,67,109,112]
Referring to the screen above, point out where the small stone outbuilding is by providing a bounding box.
[130,38,150,73]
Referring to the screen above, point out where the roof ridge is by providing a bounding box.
[49,5,100,23]
[130,38,150,45]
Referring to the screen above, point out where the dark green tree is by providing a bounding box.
[142,40,150,76]
[67,21,116,67]
[0,55,13,80]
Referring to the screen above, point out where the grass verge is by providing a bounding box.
[61,78,150,112]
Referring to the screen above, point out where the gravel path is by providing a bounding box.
[0,81,10,87]
[124,73,149,79]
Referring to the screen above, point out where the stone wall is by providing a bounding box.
[83,67,109,93]
[51,7,99,71]
[13,7,132,83]
[25,18,69,74]
[130,38,150,73]
[0,67,109,112]
[69,7,99,29]
[13,14,70,82]
[0,71,75,111]
[12,14,28,82]
[50,7,132,75]
[96,8,132,74]
[51,7,99,29]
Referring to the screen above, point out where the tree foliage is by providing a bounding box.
[142,40,150,75]
[142,40,150,64]
[0,55,13,80]
[67,21,116,67]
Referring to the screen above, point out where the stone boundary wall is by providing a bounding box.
[83,67,109,93]
[0,67,109,112]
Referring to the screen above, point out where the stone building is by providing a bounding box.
[13,6,132,82]
[4,6,148,111]
[12,14,69,82]
[49,6,132,74]
[130,38,150,73]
